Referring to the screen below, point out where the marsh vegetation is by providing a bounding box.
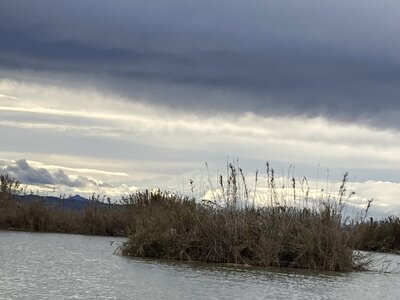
[0,174,130,236]
[1,163,399,272]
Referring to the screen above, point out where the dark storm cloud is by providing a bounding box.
[2,159,82,187]
[1,0,400,126]
[0,160,116,189]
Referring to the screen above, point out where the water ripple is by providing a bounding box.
[1,231,399,300]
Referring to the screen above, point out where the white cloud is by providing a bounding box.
[26,160,129,177]
[1,159,81,187]
[0,159,133,198]
[354,181,400,218]
[0,93,18,100]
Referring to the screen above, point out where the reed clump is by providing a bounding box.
[122,202,357,271]
[122,195,357,271]
[354,216,400,253]
[121,163,363,272]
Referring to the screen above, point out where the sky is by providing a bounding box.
[0,0,400,218]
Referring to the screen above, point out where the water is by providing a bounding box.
[0,231,399,299]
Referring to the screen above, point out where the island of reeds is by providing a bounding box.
[1,163,399,272]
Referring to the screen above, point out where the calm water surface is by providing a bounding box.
[0,231,399,299]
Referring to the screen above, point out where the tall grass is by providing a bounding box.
[121,163,367,271]
[354,216,400,253]
[0,175,130,236]
[122,195,359,271]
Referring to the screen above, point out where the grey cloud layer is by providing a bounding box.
[1,0,400,126]
[0,159,84,187]
[0,160,113,189]
[1,160,82,187]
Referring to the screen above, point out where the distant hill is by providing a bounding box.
[17,194,89,210]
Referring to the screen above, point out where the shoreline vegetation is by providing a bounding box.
[1,164,399,272]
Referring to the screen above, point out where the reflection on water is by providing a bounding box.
[0,231,399,299]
